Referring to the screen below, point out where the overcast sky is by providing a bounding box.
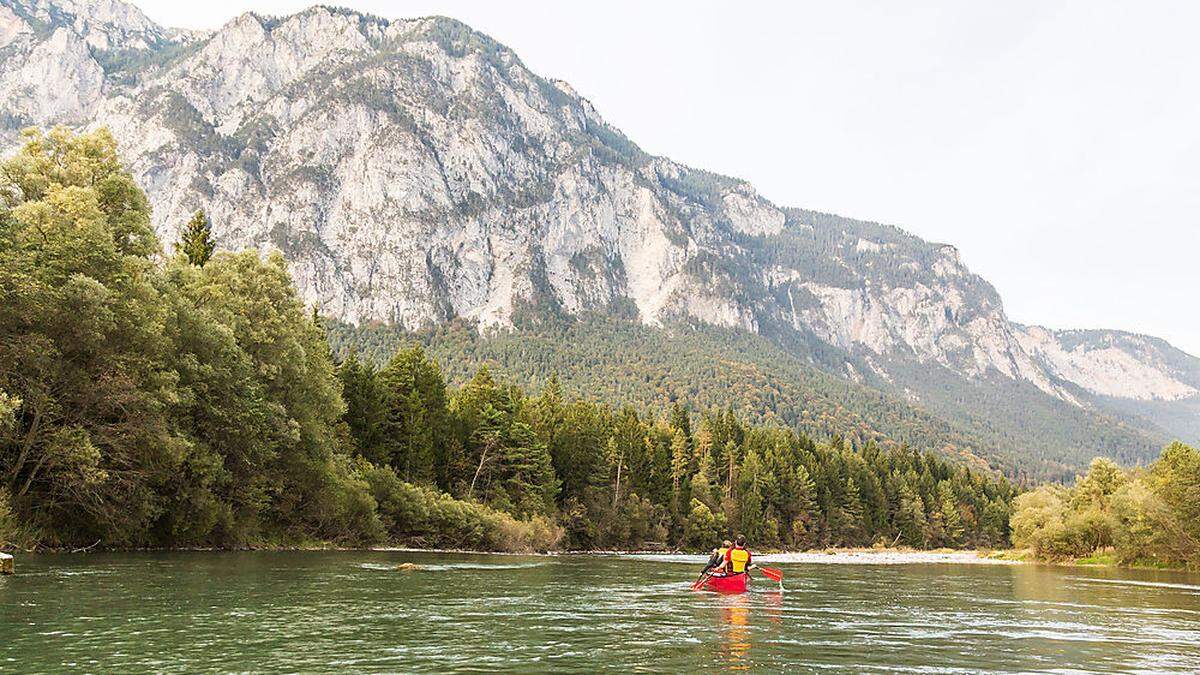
[137,0,1200,355]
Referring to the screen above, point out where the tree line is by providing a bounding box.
[0,127,1014,552]
[338,351,1016,550]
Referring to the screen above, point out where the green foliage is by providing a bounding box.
[178,210,216,266]
[0,392,18,434]
[337,342,1015,551]
[362,462,561,552]
[337,353,390,465]
[1012,443,1200,569]
[1,127,177,545]
[683,498,723,550]
[333,324,1017,550]
[376,345,451,485]
[0,488,21,548]
[0,128,367,548]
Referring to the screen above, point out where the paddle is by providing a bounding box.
[758,566,783,583]
[691,569,712,590]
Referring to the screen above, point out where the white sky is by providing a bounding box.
[137,0,1200,355]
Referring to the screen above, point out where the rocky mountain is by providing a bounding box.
[2,0,1196,475]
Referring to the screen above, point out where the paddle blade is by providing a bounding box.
[760,566,783,582]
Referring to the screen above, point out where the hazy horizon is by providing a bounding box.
[134,0,1200,355]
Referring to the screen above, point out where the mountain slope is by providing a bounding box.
[1,0,1194,474]
[326,316,1161,481]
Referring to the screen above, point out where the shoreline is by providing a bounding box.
[6,545,1193,572]
[759,549,1020,566]
[6,545,1018,565]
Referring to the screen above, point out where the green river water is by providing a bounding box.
[2,551,1199,673]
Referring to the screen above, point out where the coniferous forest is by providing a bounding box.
[0,125,1032,554]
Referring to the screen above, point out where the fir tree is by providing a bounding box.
[178,210,216,266]
[895,482,929,547]
[937,482,965,546]
[791,464,818,547]
[497,420,559,517]
[834,475,865,546]
[337,352,390,465]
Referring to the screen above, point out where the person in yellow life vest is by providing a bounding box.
[718,534,757,576]
[704,540,733,576]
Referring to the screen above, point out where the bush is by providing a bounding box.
[1011,445,1200,568]
[0,489,19,548]
[321,455,386,546]
[363,463,562,552]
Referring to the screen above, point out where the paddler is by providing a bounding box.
[704,539,733,577]
[715,534,757,577]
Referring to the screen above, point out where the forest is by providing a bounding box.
[328,311,1157,484]
[0,128,1017,552]
[327,319,1008,476]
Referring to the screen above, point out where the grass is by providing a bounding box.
[1074,552,1117,566]
[984,549,1031,562]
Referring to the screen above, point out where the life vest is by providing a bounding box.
[706,547,730,571]
[725,546,751,574]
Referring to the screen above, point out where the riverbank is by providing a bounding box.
[760,548,1020,566]
[987,548,1194,572]
[375,546,1193,571]
[374,546,1023,566]
[8,544,1189,571]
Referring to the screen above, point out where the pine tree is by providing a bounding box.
[937,482,965,546]
[736,449,774,545]
[721,439,740,499]
[178,210,216,266]
[668,401,692,441]
[497,420,559,517]
[895,482,929,547]
[670,429,691,493]
[337,352,390,465]
[791,463,818,548]
[691,451,719,511]
[835,475,865,546]
[379,345,449,485]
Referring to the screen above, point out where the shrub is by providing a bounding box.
[1011,445,1200,569]
[363,463,562,552]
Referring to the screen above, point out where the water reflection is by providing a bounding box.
[713,589,785,670]
[719,594,752,671]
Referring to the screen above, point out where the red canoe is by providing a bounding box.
[698,573,749,594]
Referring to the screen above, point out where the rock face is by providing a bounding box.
[1,0,1196,454]
[1016,327,1198,402]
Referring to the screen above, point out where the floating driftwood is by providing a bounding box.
[394,562,419,571]
[0,552,12,575]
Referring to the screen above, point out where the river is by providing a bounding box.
[2,551,1198,672]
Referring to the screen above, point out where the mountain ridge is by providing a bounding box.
[2,0,1196,472]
